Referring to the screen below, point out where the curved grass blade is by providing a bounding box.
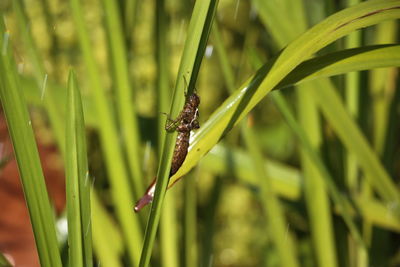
[254,1,339,264]
[138,1,219,267]
[168,1,400,207]
[65,70,92,267]
[0,18,62,267]
[280,44,400,87]
[171,46,400,197]
[21,45,400,131]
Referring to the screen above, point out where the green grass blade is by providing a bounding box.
[124,0,137,39]
[12,0,65,152]
[65,70,92,267]
[155,0,171,154]
[168,0,400,197]
[101,0,144,197]
[91,191,124,267]
[69,0,143,264]
[344,1,368,264]
[66,70,84,267]
[242,124,300,267]
[297,84,338,267]
[282,44,400,86]
[0,253,12,267]
[184,173,198,267]
[159,192,180,267]
[354,196,400,232]
[38,0,60,72]
[202,144,301,200]
[311,78,400,210]
[203,144,400,232]
[168,46,400,187]
[0,19,62,267]
[138,1,219,267]
[271,91,364,246]
[212,22,235,91]
[21,44,400,133]
[253,0,308,48]
[371,21,398,155]
[155,1,180,267]
[254,1,339,264]
[214,20,299,267]
[345,0,362,192]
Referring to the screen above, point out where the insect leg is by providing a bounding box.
[161,112,182,132]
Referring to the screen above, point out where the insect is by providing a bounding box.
[167,92,200,176]
[134,91,200,212]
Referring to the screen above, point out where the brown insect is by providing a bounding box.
[134,92,200,212]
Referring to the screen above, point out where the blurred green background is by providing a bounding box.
[0,0,399,266]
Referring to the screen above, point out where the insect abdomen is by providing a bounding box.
[170,131,190,176]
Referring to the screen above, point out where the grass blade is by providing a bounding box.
[168,1,400,206]
[91,191,124,267]
[155,1,180,267]
[371,21,398,155]
[21,44,400,132]
[12,0,65,152]
[138,1,219,266]
[214,20,299,267]
[281,45,400,86]
[254,1,339,265]
[297,83,338,267]
[0,18,62,267]
[69,0,143,264]
[202,144,301,200]
[242,123,300,267]
[311,78,400,209]
[271,91,364,246]
[0,253,12,267]
[184,172,198,267]
[101,0,144,197]
[65,70,92,267]
[169,46,400,188]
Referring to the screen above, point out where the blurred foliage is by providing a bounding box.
[1,0,400,266]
